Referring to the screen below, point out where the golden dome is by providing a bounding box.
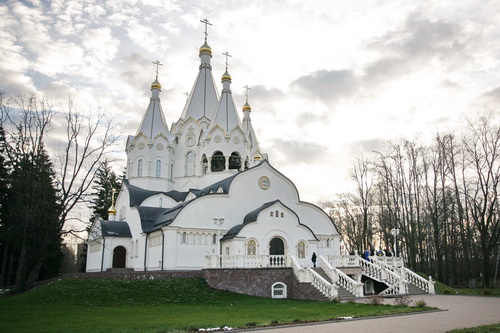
[221,70,232,82]
[108,204,117,216]
[242,101,252,111]
[199,41,212,56]
[151,78,161,90]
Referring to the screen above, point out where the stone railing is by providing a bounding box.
[370,257,434,294]
[401,267,435,294]
[320,255,363,297]
[323,255,359,267]
[360,257,407,295]
[290,256,310,282]
[308,267,338,300]
[371,255,404,267]
[206,255,289,269]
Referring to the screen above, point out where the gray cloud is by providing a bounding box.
[480,86,500,107]
[291,69,358,104]
[267,138,328,166]
[290,13,478,108]
[347,138,388,157]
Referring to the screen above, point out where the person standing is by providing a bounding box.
[311,252,317,267]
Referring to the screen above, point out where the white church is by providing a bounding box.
[86,25,434,300]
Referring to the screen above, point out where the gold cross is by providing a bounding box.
[152,60,163,77]
[243,85,251,99]
[200,18,212,41]
[222,51,232,70]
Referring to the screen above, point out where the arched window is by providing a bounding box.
[229,152,241,170]
[211,151,225,172]
[326,239,330,247]
[202,154,208,174]
[297,241,305,258]
[281,212,284,218]
[225,247,230,255]
[155,160,161,177]
[247,240,256,255]
[186,151,195,176]
[272,282,287,299]
[181,232,187,244]
[212,234,217,244]
[169,163,174,180]
[137,159,143,177]
[270,212,274,217]
[275,210,279,217]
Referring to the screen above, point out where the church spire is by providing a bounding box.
[136,61,169,140]
[180,19,219,122]
[208,52,241,134]
[241,85,259,151]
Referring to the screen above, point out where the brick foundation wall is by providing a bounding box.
[203,268,328,301]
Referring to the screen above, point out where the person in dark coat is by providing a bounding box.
[311,252,317,267]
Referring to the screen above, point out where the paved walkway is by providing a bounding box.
[241,295,500,333]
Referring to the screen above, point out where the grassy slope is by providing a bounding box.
[0,278,434,333]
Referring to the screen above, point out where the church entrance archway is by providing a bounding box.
[269,237,285,255]
[112,246,126,268]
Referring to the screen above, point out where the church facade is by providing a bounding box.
[86,32,341,273]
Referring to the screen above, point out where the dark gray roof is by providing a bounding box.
[100,221,132,237]
[136,203,188,233]
[124,179,189,206]
[222,200,319,241]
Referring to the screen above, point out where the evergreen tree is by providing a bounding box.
[5,145,62,290]
[89,159,122,221]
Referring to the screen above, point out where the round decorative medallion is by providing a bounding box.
[186,137,195,147]
[258,176,270,190]
[233,136,240,144]
[214,135,222,143]
[156,143,164,151]
[138,142,145,150]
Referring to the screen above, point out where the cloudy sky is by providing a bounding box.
[1,0,500,204]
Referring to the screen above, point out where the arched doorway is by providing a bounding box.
[269,238,285,255]
[112,246,126,268]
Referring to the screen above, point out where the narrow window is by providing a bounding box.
[186,151,195,176]
[137,159,143,177]
[298,242,305,258]
[155,160,161,177]
[181,232,187,244]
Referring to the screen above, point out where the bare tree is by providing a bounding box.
[0,93,118,290]
[462,112,500,287]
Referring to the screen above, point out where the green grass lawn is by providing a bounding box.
[0,278,435,333]
[447,323,500,333]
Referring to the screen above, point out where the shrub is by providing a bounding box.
[414,300,427,308]
[365,295,384,305]
[482,289,492,295]
[394,296,411,306]
[442,288,452,294]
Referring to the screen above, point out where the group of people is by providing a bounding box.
[362,248,393,261]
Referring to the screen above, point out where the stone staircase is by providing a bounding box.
[407,283,427,295]
[312,267,356,301]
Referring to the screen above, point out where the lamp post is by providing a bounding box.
[391,228,400,257]
[213,217,225,266]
